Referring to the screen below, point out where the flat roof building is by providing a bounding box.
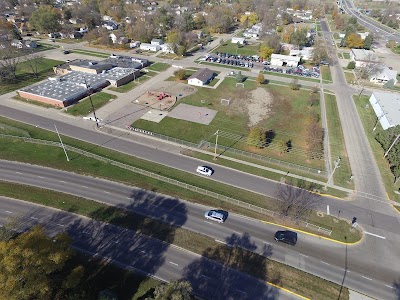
[369,91,400,130]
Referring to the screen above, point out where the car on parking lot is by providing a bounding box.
[196,166,213,176]
[274,230,297,245]
[204,210,225,223]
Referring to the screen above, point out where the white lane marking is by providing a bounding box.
[5,211,12,214]
[327,205,330,215]
[299,254,309,258]
[385,285,394,289]
[30,217,38,220]
[264,241,271,245]
[81,186,89,189]
[104,191,111,194]
[364,231,386,239]
[233,231,241,234]
[38,176,45,179]
[201,274,212,279]
[57,224,65,227]
[215,239,227,244]
[320,261,330,265]
[236,289,247,295]
[140,250,146,254]
[15,171,22,174]
[59,180,66,183]
[169,262,178,266]
[204,221,213,225]
[362,276,372,281]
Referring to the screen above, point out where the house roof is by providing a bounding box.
[371,91,400,128]
[188,68,214,82]
[372,65,398,81]
[271,54,301,62]
[351,49,379,62]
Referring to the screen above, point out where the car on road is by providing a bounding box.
[204,210,225,223]
[63,50,70,54]
[196,166,213,176]
[274,230,298,245]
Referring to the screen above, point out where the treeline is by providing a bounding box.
[375,126,400,182]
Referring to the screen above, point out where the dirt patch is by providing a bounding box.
[247,88,273,127]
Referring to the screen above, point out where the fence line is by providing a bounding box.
[0,133,332,236]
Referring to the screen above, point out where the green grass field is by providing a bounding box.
[66,92,117,116]
[342,52,350,59]
[213,42,260,56]
[324,94,353,189]
[133,77,325,171]
[147,62,170,72]
[0,58,64,95]
[321,66,333,82]
[344,72,356,84]
[262,71,320,83]
[71,49,110,58]
[354,96,400,203]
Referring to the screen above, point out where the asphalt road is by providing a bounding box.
[0,196,301,300]
[340,0,400,43]
[0,160,398,299]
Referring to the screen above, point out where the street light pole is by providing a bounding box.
[384,134,400,158]
[84,79,100,128]
[372,114,384,132]
[54,124,69,162]
[326,157,341,187]
[214,130,219,160]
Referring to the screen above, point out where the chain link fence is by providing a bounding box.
[0,133,332,235]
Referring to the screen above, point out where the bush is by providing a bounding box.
[236,71,245,83]
[290,79,300,90]
[347,61,356,69]
[256,73,265,84]
[174,69,186,80]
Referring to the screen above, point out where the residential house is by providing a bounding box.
[160,43,175,53]
[102,21,118,31]
[350,48,380,68]
[188,68,215,86]
[140,43,160,51]
[370,65,398,85]
[231,37,245,45]
[11,39,23,48]
[151,38,164,46]
[129,41,141,48]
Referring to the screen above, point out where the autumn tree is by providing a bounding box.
[240,12,258,27]
[247,127,265,148]
[259,44,274,60]
[206,6,234,33]
[174,69,186,80]
[146,280,193,300]
[256,72,265,84]
[346,33,364,49]
[0,226,83,300]
[30,5,62,33]
[308,93,319,107]
[312,40,329,65]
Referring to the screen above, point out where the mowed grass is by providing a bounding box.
[262,70,320,83]
[344,72,356,84]
[147,62,170,72]
[321,66,332,82]
[66,92,117,116]
[133,77,325,171]
[71,49,110,58]
[325,94,353,189]
[213,42,260,56]
[354,96,400,203]
[0,182,349,300]
[0,58,64,95]
[342,52,350,59]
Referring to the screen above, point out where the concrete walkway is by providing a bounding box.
[349,290,376,300]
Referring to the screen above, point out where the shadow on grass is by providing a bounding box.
[182,232,278,299]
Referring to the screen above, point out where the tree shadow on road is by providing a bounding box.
[182,232,279,300]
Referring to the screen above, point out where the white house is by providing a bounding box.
[369,91,400,130]
[370,65,398,85]
[350,48,380,68]
[151,38,164,46]
[140,43,160,51]
[270,54,301,67]
[243,31,258,38]
[11,39,23,48]
[231,37,245,45]
[130,41,141,48]
[160,43,175,53]
[188,68,215,86]
[339,32,369,40]
[289,47,314,61]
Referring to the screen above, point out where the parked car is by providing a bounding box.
[204,210,225,223]
[196,166,213,176]
[274,230,298,246]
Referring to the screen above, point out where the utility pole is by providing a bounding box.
[84,79,100,128]
[326,157,341,186]
[54,125,69,162]
[372,114,384,132]
[214,130,219,160]
[384,134,400,158]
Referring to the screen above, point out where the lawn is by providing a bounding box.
[133,77,325,171]
[213,42,260,56]
[354,96,400,203]
[66,92,117,116]
[262,70,320,83]
[342,52,350,59]
[324,94,353,189]
[0,182,351,300]
[321,66,333,82]
[344,72,356,84]
[0,58,64,95]
[71,49,110,58]
[147,62,170,72]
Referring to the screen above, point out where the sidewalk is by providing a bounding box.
[349,290,376,300]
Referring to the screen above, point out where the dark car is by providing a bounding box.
[274,230,298,246]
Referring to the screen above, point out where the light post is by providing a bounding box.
[214,130,219,160]
[326,157,341,187]
[54,124,69,162]
[84,79,100,128]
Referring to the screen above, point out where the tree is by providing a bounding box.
[359,61,384,80]
[236,71,245,83]
[290,79,300,90]
[346,33,364,49]
[312,86,319,94]
[219,38,225,46]
[386,40,397,49]
[275,184,319,219]
[256,72,265,84]
[347,61,355,69]
[176,45,187,56]
[384,79,395,89]
[312,40,329,65]
[259,44,274,60]
[308,93,319,107]
[247,127,265,148]
[146,280,192,300]
[278,139,288,155]
[290,28,309,47]
[30,5,62,34]
[0,43,22,82]
[22,51,44,78]
[306,121,324,159]
[363,34,374,50]
[174,69,186,80]
[0,226,83,300]
[281,12,293,25]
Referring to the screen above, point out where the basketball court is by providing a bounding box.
[168,103,217,125]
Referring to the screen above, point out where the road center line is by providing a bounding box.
[385,284,394,289]
[233,231,241,234]
[364,231,386,239]
[299,254,309,258]
[15,171,22,174]
[201,274,212,279]
[30,217,38,220]
[104,191,111,194]
[169,262,178,266]
[204,221,213,225]
[5,211,12,214]
[38,176,45,179]
[57,224,65,227]
[236,289,247,295]
[59,180,66,183]
[361,276,372,281]
[320,261,330,265]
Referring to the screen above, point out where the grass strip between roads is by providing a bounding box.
[0,182,348,300]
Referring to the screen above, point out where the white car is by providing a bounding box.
[196,166,213,176]
[204,210,225,223]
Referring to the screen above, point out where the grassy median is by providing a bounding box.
[0,182,348,300]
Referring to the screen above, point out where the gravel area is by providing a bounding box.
[247,88,273,127]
